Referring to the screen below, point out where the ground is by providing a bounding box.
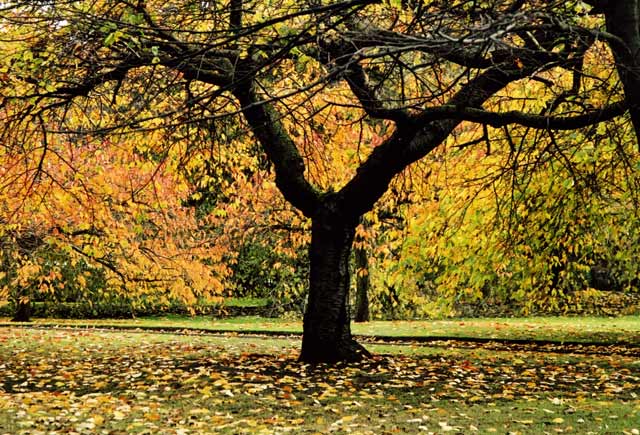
[1,319,639,434]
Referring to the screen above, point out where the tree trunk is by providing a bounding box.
[12,292,31,322]
[603,1,640,146]
[300,216,371,363]
[353,243,370,323]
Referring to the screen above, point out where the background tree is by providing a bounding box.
[0,0,634,361]
[215,170,311,314]
[0,132,230,321]
[387,114,640,317]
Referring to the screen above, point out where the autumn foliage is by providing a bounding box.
[2,0,640,360]
[0,134,230,314]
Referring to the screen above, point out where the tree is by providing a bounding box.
[0,0,633,361]
[0,231,44,321]
[0,133,230,321]
[388,112,640,317]
[587,1,640,143]
[216,170,311,312]
[353,222,371,323]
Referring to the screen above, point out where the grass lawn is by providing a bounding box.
[2,314,639,344]
[1,327,639,434]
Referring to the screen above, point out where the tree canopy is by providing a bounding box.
[1,0,638,361]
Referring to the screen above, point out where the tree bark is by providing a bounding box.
[12,292,31,322]
[353,242,370,323]
[300,212,371,363]
[603,1,640,146]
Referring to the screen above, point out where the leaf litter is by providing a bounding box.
[0,327,638,434]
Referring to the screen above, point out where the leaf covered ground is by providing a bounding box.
[0,327,639,434]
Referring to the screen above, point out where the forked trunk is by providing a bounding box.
[300,217,371,363]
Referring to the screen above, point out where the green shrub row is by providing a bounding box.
[0,298,279,319]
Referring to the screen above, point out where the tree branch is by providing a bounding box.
[419,101,627,130]
[233,72,320,217]
[320,37,411,122]
[337,53,563,218]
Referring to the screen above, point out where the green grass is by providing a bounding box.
[2,314,639,344]
[222,297,271,307]
[0,327,638,434]
[354,316,640,344]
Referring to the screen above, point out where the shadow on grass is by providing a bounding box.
[3,342,638,403]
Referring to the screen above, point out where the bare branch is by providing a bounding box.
[420,101,627,130]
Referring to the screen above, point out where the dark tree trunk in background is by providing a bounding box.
[12,291,31,322]
[353,243,370,323]
[300,215,371,362]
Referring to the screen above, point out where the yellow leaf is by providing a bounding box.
[145,413,161,421]
[515,420,534,425]
[76,275,87,288]
[189,408,210,414]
